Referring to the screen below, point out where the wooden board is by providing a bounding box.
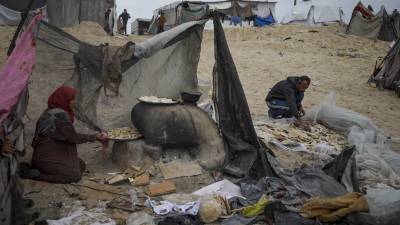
[147,181,176,197]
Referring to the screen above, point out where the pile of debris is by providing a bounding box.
[255,119,347,170]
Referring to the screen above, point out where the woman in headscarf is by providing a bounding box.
[31,86,108,184]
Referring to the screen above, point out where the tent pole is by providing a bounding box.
[7,0,35,56]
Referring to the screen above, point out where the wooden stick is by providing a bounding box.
[70,183,128,196]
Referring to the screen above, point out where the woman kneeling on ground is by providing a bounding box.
[30,86,108,183]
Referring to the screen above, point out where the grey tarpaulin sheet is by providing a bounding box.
[267,153,347,197]
[378,9,399,42]
[0,4,21,25]
[47,0,80,27]
[374,38,400,89]
[346,13,383,39]
[79,0,106,27]
[37,20,206,131]
[0,0,47,12]
[98,20,205,129]
[212,12,274,178]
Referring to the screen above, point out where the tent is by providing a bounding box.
[0,0,47,25]
[378,7,400,42]
[345,2,400,42]
[282,0,342,25]
[131,18,151,35]
[369,38,400,92]
[148,0,277,33]
[4,11,400,225]
[148,1,208,34]
[254,13,275,26]
[34,12,274,177]
[205,0,277,19]
[0,0,116,28]
[47,0,115,28]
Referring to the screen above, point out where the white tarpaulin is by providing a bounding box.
[282,1,341,25]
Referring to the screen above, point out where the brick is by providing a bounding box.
[134,173,150,186]
[147,180,176,197]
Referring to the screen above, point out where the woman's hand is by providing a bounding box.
[299,107,306,117]
[95,132,109,142]
[1,140,15,155]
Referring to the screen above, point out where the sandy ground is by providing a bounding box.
[1,22,398,138]
[1,21,400,223]
[198,24,399,138]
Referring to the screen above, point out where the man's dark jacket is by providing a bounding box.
[266,76,303,118]
[119,12,131,24]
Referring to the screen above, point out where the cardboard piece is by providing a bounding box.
[159,161,202,179]
[147,181,176,197]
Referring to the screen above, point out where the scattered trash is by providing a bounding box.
[221,214,257,225]
[283,37,292,41]
[198,198,221,223]
[308,30,319,33]
[156,215,202,225]
[133,173,150,186]
[129,189,140,207]
[300,192,368,222]
[63,185,80,197]
[47,201,116,225]
[106,174,128,185]
[192,179,243,199]
[336,48,361,58]
[146,198,200,216]
[240,176,304,206]
[147,181,177,197]
[242,196,269,218]
[107,196,138,212]
[126,211,155,225]
[159,161,202,179]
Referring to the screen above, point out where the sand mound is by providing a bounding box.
[64,21,108,38]
[63,21,148,46]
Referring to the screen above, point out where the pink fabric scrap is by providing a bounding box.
[0,14,43,123]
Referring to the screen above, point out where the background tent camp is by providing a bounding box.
[344,2,400,42]
[147,0,277,33]
[0,0,46,25]
[281,0,343,25]
[369,38,400,95]
[131,18,151,35]
[0,0,117,31]
[147,1,209,34]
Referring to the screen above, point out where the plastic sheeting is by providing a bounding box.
[0,4,21,25]
[282,2,341,25]
[0,0,47,12]
[37,20,205,131]
[46,0,80,27]
[307,92,400,192]
[370,38,400,90]
[346,13,383,39]
[46,0,111,28]
[80,0,106,27]
[306,92,380,135]
[0,14,42,123]
[378,8,399,42]
[254,15,275,27]
[346,190,400,225]
[212,13,274,178]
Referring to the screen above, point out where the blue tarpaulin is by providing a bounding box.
[255,14,275,27]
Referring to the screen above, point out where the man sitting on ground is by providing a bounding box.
[265,76,311,119]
